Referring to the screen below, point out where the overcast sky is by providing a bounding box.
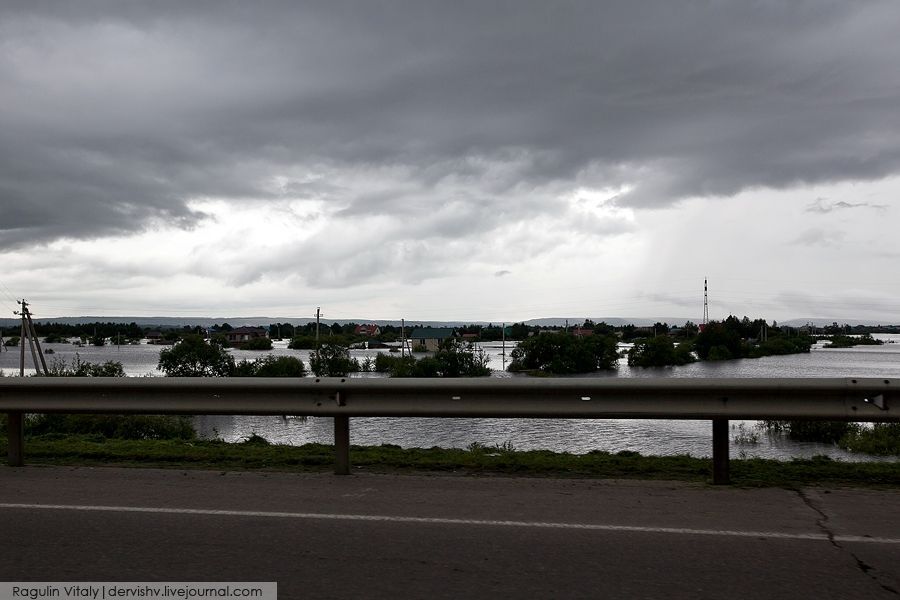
[1,1,899,323]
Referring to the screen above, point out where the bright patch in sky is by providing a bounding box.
[1,3,899,324]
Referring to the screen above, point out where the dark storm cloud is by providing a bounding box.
[2,1,899,248]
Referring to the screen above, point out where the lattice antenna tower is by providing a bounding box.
[702,278,709,325]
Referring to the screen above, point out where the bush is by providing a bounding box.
[839,423,900,456]
[759,420,854,443]
[747,337,813,358]
[158,335,235,377]
[508,333,618,374]
[627,337,696,367]
[431,339,491,377]
[372,341,491,377]
[240,337,273,350]
[4,336,19,347]
[234,355,306,377]
[309,343,360,377]
[26,414,195,440]
[288,335,317,350]
[47,355,126,377]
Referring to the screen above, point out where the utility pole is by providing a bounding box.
[401,318,405,358]
[19,302,25,376]
[16,300,47,376]
[501,322,506,370]
[315,307,321,351]
[703,278,709,326]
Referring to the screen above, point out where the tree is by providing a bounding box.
[508,332,618,374]
[309,343,360,377]
[693,321,743,360]
[507,323,530,340]
[432,339,491,377]
[627,337,695,367]
[157,335,235,377]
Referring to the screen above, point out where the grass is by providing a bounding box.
[2,434,899,487]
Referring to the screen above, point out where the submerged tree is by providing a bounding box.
[508,332,618,375]
[158,335,235,377]
[309,343,360,377]
[627,337,696,368]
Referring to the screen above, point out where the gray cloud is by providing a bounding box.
[2,1,900,252]
[805,198,888,213]
[494,270,511,278]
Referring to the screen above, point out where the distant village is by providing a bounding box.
[1,317,897,352]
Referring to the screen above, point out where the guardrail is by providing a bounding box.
[1,377,897,484]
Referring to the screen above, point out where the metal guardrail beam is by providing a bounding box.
[0,377,896,420]
[2,377,897,483]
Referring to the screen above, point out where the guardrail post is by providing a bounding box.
[334,415,350,475]
[6,411,24,467]
[712,418,729,485]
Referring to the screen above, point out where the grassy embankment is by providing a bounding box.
[2,414,898,487]
[2,435,899,488]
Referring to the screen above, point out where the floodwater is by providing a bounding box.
[3,335,899,461]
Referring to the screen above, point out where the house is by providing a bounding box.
[354,324,381,337]
[145,331,173,345]
[572,327,594,337]
[223,327,269,346]
[409,327,456,352]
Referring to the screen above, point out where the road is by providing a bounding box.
[0,467,898,599]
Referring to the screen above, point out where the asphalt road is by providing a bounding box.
[0,467,898,599]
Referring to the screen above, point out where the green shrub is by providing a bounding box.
[429,339,491,377]
[234,355,306,377]
[240,337,273,350]
[288,335,317,349]
[840,423,900,455]
[26,414,195,440]
[47,355,126,377]
[309,343,360,377]
[373,341,490,377]
[627,337,696,367]
[508,333,618,374]
[759,420,854,443]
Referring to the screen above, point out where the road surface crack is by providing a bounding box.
[797,489,898,596]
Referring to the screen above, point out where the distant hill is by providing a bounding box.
[779,318,900,327]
